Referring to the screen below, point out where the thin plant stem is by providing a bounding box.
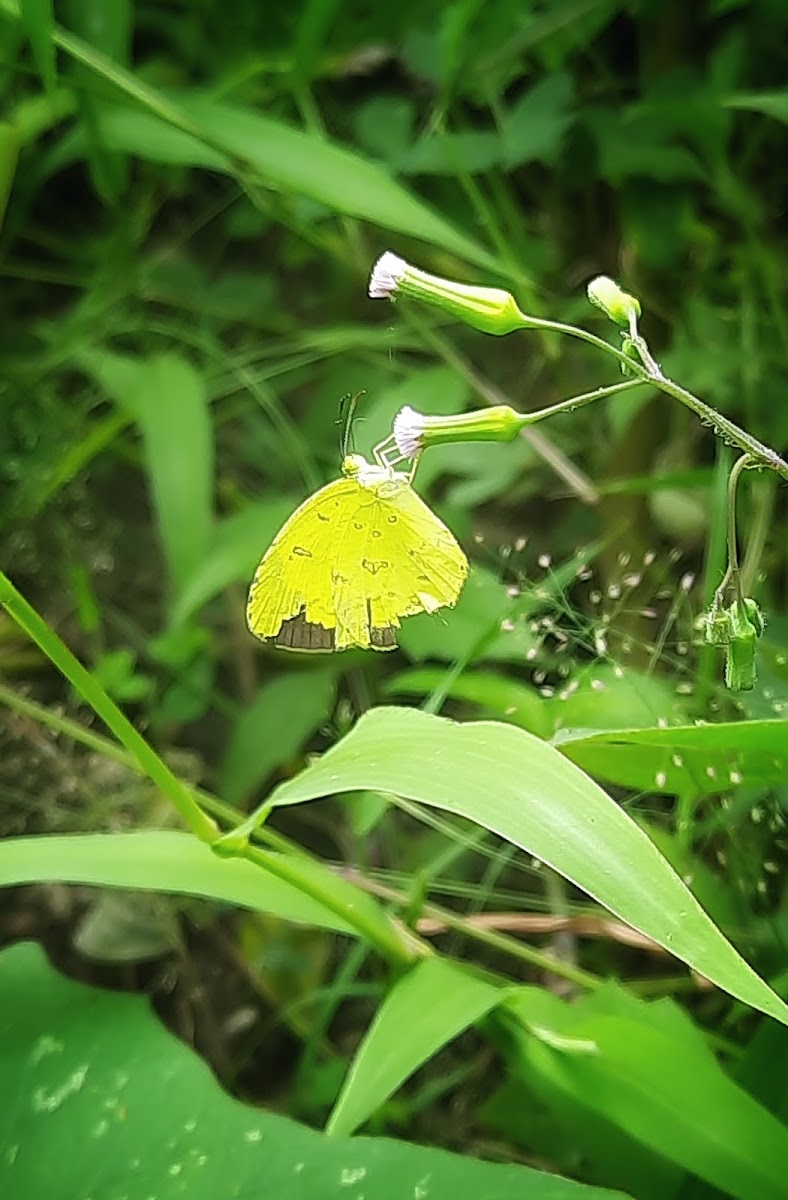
[0,571,219,843]
[517,378,645,426]
[726,454,753,590]
[516,313,788,481]
[695,447,733,708]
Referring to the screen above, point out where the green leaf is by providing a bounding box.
[19,0,55,92]
[0,831,358,935]
[220,669,337,805]
[385,667,553,738]
[546,663,687,733]
[724,91,788,125]
[501,73,574,167]
[268,706,788,1027]
[79,350,214,600]
[171,497,298,627]
[0,942,625,1200]
[557,718,788,796]
[327,957,502,1137]
[398,566,539,664]
[0,121,19,232]
[92,98,501,271]
[511,986,788,1200]
[399,130,503,176]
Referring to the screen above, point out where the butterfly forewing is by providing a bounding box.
[330,478,468,650]
[246,477,361,642]
[247,464,468,652]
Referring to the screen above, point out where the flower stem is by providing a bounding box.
[517,379,645,425]
[518,313,788,481]
[0,570,219,843]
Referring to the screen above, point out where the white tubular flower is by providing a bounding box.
[368,251,408,299]
[393,405,426,458]
[392,404,524,459]
[368,251,530,335]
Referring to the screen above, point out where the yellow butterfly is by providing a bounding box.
[247,451,468,652]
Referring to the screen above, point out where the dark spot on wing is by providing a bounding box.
[370,625,398,649]
[292,546,312,557]
[271,611,335,652]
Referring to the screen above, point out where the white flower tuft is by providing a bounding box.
[368,251,408,299]
[393,405,425,459]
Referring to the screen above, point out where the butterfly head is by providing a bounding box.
[341,453,400,488]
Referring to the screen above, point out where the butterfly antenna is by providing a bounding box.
[338,390,366,458]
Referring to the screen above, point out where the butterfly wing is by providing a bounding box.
[247,478,366,650]
[330,478,469,650]
[247,474,469,652]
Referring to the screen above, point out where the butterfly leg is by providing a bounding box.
[374,434,421,482]
[373,432,407,471]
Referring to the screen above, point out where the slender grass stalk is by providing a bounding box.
[0,570,219,842]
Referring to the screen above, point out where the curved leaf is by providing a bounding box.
[557,718,788,795]
[268,706,788,1026]
[0,942,626,1200]
[327,957,502,1137]
[0,831,356,935]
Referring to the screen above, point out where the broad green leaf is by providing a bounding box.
[79,349,214,600]
[19,0,55,92]
[482,1073,681,1200]
[0,831,358,935]
[171,497,297,627]
[399,566,539,664]
[400,130,503,176]
[734,997,788,1123]
[268,706,788,1026]
[484,987,685,1200]
[92,100,501,271]
[546,663,687,733]
[556,718,788,796]
[62,0,132,204]
[0,942,625,1200]
[385,667,552,737]
[220,669,337,805]
[501,73,574,167]
[510,987,788,1200]
[0,121,20,231]
[327,957,502,1137]
[724,91,788,125]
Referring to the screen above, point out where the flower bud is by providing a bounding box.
[393,404,525,458]
[723,597,765,692]
[369,252,530,335]
[587,276,642,328]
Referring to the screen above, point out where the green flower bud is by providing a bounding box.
[393,404,525,457]
[369,252,530,335]
[723,597,765,692]
[725,628,757,692]
[741,596,765,637]
[587,276,642,328]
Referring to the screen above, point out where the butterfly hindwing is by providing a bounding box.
[330,479,468,650]
[247,463,469,652]
[246,477,362,643]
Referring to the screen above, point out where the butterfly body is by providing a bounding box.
[247,454,468,652]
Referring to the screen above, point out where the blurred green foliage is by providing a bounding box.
[1,0,788,1197]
